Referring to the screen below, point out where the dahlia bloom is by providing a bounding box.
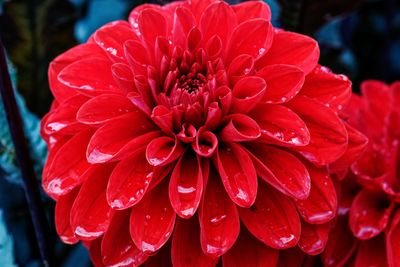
[41,0,366,266]
[322,81,400,267]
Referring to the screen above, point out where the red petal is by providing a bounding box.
[226,19,273,63]
[70,165,115,240]
[169,151,203,218]
[355,235,388,267]
[386,209,400,267]
[94,20,138,62]
[151,105,174,135]
[322,216,358,267]
[172,217,218,267]
[349,189,394,240]
[257,64,305,104]
[192,127,218,158]
[361,80,391,120]
[256,30,319,75]
[111,63,135,94]
[124,40,150,76]
[232,1,271,23]
[231,76,266,113]
[173,7,196,47]
[205,102,223,130]
[198,168,240,257]
[143,242,172,267]
[298,221,331,255]
[222,228,279,267]
[214,143,257,207]
[250,103,310,147]
[107,147,153,209]
[130,182,176,254]
[199,1,237,45]
[246,143,310,200]
[239,181,301,249]
[101,210,148,266]
[177,123,197,143]
[146,136,184,166]
[219,114,261,142]
[87,112,156,163]
[77,94,135,125]
[295,163,337,224]
[227,54,254,85]
[58,57,122,96]
[288,95,348,165]
[329,123,368,172]
[55,187,79,244]
[300,65,351,113]
[89,238,104,267]
[43,129,93,197]
[138,8,167,48]
[44,95,89,135]
[49,43,104,102]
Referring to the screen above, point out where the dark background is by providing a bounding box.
[0,0,399,266]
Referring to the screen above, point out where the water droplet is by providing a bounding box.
[209,214,227,226]
[145,215,151,220]
[279,234,295,245]
[258,48,266,55]
[178,185,196,194]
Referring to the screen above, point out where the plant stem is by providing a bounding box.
[0,38,53,267]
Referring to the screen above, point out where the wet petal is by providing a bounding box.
[247,143,310,200]
[349,189,394,239]
[44,95,89,135]
[146,136,184,166]
[169,151,203,218]
[43,129,94,197]
[222,228,278,267]
[288,95,348,165]
[232,1,271,23]
[173,7,196,47]
[138,8,167,48]
[329,123,368,172]
[198,168,240,257]
[111,63,135,94]
[107,147,153,209]
[226,19,273,63]
[172,217,218,267]
[256,30,319,75]
[227,54,255,85]
[355,235,388,267]
[101,210,148,267]
[55,187,79,244]
[151,105,174,136]
[231,76,266,114]
[298,221,331,255]
[386,209,400,267]
[77,94,135,125]
[322,216,358,267]
[257,64,305,104]
[300,65,351,114]
[295,163,337,224]
[130,181,176,254]
[94,20,138,62]
[215,143,257,207]
[199,1,237,45]
[251,103,310,147]
[58,57,122,96]
[70,165,115,240]
[192,127,218,158]
[219,114,261,142]
[239,181,301,249]
[49,43,105,102]
[87,112,156,163]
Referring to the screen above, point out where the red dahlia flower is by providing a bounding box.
[322,81,400,267]
[41,0,366,266]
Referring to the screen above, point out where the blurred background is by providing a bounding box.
[0,0,399,266]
